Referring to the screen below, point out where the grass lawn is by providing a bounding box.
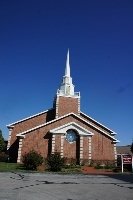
[0,162,83,173]
[0,162,30,172]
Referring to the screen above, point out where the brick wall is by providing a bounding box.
[83,137,89,159]
[80,112,112,135]
[91,130,115,160]
[9,109,55,147]
[8,109,115,163]
[63,140,76,159]
[57,96,79,117]
[54,135,61,152]
[19,115,115,162]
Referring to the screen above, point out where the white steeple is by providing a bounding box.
[65,49,70,77]
[57,49,80,97]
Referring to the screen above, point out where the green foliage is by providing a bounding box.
[0,130,5,153]
[130,142,133,154]
[0,152,8,162]
[104,164,114,169]
[94,161,115,170]
[67,157,77,166]
[22,151,43,170]
[64,164,80,169]
[94,164,104,169]
[47,152,67,172]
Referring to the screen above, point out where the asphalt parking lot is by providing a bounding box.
[0,172,133,200]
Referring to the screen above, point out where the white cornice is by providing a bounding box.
[80,111,116,135]
[16,112,119,142]
[6,109,53,128]
[49,122,94,136]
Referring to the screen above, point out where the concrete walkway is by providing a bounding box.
[0,172,133,200]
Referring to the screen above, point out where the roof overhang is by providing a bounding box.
[6,109,53,128]
[15,112,120,143]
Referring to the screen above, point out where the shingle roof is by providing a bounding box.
[116,145,131,155]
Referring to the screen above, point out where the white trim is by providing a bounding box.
[88,137,92,163]
[16,112,119,143]
[49,122,94,136]
[7,128,13,150]
[80,111,117,135]
[6,109,53,128]
[55,95,59,119]
[57,93,80,98]
[17,138,23,163]
[114,144,117,160]
[78,98,80,115]
[52,134,55,153]
[80,136,83,160]
[60,135,64,157]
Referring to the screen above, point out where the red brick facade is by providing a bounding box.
[7,99,118,164]
[57,96,79,117]
[7,53,118,164]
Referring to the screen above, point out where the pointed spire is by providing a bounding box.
[57,49,80,97]
[65,49,70,77]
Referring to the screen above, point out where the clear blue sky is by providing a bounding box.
[0,0,133,145]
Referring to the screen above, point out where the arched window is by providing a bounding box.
[66,130,77,143]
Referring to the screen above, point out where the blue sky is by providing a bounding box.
[0,0,133,145]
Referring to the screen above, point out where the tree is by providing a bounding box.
[130,141,133,154]
[0,130,5,153]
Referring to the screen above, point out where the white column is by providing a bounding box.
[60,135,64,157]
[78,98,80,115]
[17,137,23,163]
[52,134,55,153]
[114,143,117,166]
[80,136,83,163]
[7,128,13,150]
[55,96,59,118]
[88,137,92,165]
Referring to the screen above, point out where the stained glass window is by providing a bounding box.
[66,130,77,143]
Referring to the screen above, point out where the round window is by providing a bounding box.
[66,130,77,143]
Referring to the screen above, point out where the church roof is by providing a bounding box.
[6,109,52,128]
[80,111,116,136]
[15,111,119,143]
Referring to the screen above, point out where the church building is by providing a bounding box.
[7,50,119,164]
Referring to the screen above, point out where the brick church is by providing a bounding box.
[7,50,119,164]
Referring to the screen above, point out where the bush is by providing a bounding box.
[47,152,67,172]
[0,152,8,162]
[67,158,77,165]
[80,159,89,166]
[22,151,43,170]
[94,164,104,169]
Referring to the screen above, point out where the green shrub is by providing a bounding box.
[94,164,104,169]
[80,159,89,166]
[64,164,80,169]
[47,152,67,172]
[104,164,114,169]
[0,152,8,162]
[22,151,43,170]
[67,158,77,165]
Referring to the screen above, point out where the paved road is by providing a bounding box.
[0,172,133,200]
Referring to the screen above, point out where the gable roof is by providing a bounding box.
[80,111,116,136]
[16,112,119,143]
[116,145,131,155]
[6,109,52,128]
